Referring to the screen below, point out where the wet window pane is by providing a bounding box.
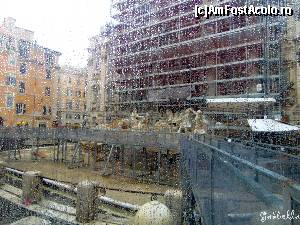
[0,0,300,224]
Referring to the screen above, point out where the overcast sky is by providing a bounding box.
[0,0,111,67]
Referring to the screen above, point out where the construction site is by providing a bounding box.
[0,127,183,224]
[0,121,299,224]
[107,0,300,133]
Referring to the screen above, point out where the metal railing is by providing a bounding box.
[181,135,300,225]
[3,166,139,213]
[2,127,300,224]
[194,134,300,182]
[0,127,181,150]
[0,127,182,186]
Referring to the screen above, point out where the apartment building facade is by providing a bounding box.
[108,0,300,126]
[0,17,61,127]
[54,66,88,127]
[86,26,113,127]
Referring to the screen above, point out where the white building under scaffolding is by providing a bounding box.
[87,25,113,127]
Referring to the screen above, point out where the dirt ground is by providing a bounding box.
[0,147,178,205]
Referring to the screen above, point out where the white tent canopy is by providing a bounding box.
[248,119,300,132]
[206,97,276,104]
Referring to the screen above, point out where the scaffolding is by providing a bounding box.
[107,0,290,128]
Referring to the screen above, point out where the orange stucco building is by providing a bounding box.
[0,17,61,127]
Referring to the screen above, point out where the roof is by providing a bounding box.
[247,119,300,132]
[43,47,62,56]
[58,66,88,76]
[206,97,276,104]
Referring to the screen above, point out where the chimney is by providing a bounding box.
[3,17,16,30]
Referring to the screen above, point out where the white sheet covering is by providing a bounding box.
[248,119,300,132]
[207,97,276,104]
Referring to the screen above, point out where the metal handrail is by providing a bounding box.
[3,166,140,212]
[0,127,182,149]
[190,137,292,184]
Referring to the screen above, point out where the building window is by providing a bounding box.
[6,95,14,108]
[16,103,26,114]
[45,52,54,67]
[19,40,30,58]
[39,123,46,128]
[68,77,72,84]
[75,102,80,110]
[0,35,5,49]
[7,37,15,51]
[6,75,16,86]
[56,101,61,109]
[67,88,72,96]
[43,106,47,115]
[46,68,51,79]
[75,114,81,120]
[19,81,25,93]
[83,91,86,98]
[45,87,51,96]
[66,101,72,110]
[8,52,16,65]
[20,63,27,74]
[42,106,51,115]
[0,116,3,126]
[95,61,100,70]
[84,104,87,111]
[76,91,81,97]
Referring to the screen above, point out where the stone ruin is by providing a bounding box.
[95,108,207,134]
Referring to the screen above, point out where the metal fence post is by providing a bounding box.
[157,148,161,183]
[121,145,125,175]
[210,148,215,225]
[132,146,136,178]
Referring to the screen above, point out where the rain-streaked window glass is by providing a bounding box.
[0,0,299,225]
